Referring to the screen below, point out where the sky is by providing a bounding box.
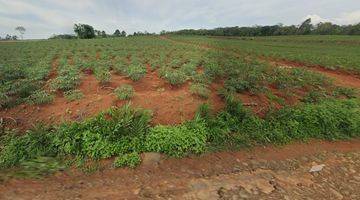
[0,0,359,39]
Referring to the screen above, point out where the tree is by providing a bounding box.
[73,23,95,39]
[5,34,11,40]
[114,29,121,37]
[101,30,107,38]
[121,30,126,37]
[15,26,26,39]
[298,18,313,35]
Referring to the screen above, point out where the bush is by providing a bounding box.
[163,70,187,86]
[0,127,57,169]
[94,68,111,84]
[145,122,207,157]
[333,87,357,98]
[114,84,134,100]
[126,65,146,81]
[113,152,141,168]
[51,67,81,91]
[190,83,211,99]
[64,90,84,101]
[26,90,54,105]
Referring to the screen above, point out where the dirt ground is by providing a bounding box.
[0,139,359,200]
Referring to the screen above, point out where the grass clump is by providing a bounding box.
[114,84,134,100]
[64,89,84,101]
[190,83,211,99]
[113,152,141,168]
[26,90,54,105]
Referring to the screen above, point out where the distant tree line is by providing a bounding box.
[0,34,18,41]
[163,19,360,36]
[1,26,26,41]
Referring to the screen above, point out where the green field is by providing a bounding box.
[169,35,360,72]
[0,35,359,171]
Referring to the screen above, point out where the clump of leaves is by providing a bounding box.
[301,90,327,103]
[333,87,357,98]
[51,67,81,91]
[94,68,111,85]
[114,84,134,100]
[26,90,54,105]
[64,89,84,101]
[145,121,207,157]
[162,70,187,86]
[126,65,146,81]
[190,83,211,99]
[113,152,141,168]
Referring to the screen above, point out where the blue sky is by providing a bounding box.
[1,0,359,39]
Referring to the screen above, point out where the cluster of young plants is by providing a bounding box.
[26,90,54,105]
[114,84,134,100]
[64,89,84,102]
[51,57,81,91]
[190,83,211,99]
[1,98,359,171]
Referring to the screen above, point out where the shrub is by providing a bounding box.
[333,87,357,98]
[145,122,207,157]
[301,90,327,103]
[26,90,54,105]
[190,83,211,99]
[94,68,111,84]
[51,67,81,91]
[126,65,146,81]
[64,90,84,101]
[0,126,57,169]
[114,84,134,100]
[113,152,141,168]
[163,70,187,86]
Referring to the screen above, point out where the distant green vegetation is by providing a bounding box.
[169,35,360,72]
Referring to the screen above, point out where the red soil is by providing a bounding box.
[0,65,224,131]
[0,139,359,199]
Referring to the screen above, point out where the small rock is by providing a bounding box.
[309,164,325,173]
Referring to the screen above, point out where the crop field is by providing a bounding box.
[0,35,359,174]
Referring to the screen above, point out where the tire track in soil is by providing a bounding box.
[161,36,360,89]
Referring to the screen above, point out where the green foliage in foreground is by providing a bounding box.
[0,99,359,170]
[113,152,141,168]
[114,84,134,100]
[64,89,84,102]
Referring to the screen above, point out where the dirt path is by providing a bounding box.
[162,36,360,89]
[0,139,359,199]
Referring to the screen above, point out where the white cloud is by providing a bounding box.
[304,10,360,25]
[334,10,360,24]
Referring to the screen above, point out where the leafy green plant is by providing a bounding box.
[333,87,357,98]
[114,84,134,100]
[126,65,146,81]
[64,90,84,101]
[113,152,141,168]
[26,90,54,105]
[51,67,81,91]
[94,68,111,84]
[163,70,187,86]
[145,121,207,157]
[190,83,211,99]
